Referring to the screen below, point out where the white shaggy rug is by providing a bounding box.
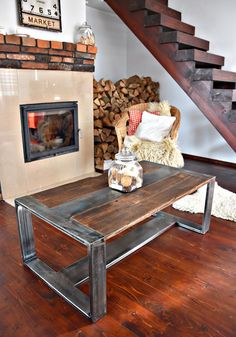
[173,182,236,222]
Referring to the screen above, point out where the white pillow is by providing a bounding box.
[135,111,176,142]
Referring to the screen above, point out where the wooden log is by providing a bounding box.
[95,146,103,158]
[94,136,101,143]
[100,143,108,153]
[99,78,106,87]
[100,132,107,142]
[103,117,113,127]
[109,111,115,121]
[114,114,121,121]
[113,91,120,99]
[103,128,112,137]
[94,129,100,136]
[126,75,142,86]
[94,119,103,129]
[104,102,112,110]
[121,87,128,95]
[101,96,109,103]
[104,152,112,160]
[94,98,101,107]
[106,135,116,143]
[94,109,100,119]
[99,109,105,118]
[95,157,103,166]
[107,144,115,153]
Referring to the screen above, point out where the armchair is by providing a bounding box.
[114,102,184,168]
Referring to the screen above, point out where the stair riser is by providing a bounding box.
[213,82,236,90]
[220,102,234,115]
[129,0,181,20]
[193,82,236,101]
[160,31,209,51]
[228,111,236,122]
[211,89,236,102]
[176,50,224,67]
[145,14,195,35]
[156,0,168,4]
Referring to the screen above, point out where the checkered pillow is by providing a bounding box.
[128,109,160,135]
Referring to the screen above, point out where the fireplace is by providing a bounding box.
[0,68,94,202]
[20,101,79,162]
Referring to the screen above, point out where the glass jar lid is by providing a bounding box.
[115,147,136,162]
[79,22,92,29]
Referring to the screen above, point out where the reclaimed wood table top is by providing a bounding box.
[32,162,214,240]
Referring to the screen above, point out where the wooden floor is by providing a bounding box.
[0,158,235,337]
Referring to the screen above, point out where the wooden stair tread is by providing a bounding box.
[194,69,236,82]
[145,13,195,35]
[160,31,209,51]
[176,49,224,67]
[129,0,181,20]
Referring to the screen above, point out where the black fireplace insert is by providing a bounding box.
[20,101,79,162]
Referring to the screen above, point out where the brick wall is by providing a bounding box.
[0,34,97,71]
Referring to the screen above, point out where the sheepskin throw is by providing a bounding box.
[173,182,236,222]
[147,101,171,116]
[125,136,184,168]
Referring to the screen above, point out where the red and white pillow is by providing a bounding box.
[128,109,160,136]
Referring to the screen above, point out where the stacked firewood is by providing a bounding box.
[93,75,160,170]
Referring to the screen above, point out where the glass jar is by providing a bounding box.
[108,148,143,193]
[75,22,95,45]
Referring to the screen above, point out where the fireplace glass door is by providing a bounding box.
[20,102,79,162]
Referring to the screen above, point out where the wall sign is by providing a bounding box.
[17,0,62,32]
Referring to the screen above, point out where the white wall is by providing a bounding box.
[0,0,86,42]
[86,7,127,82]
[126,0,236,163]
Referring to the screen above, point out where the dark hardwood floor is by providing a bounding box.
[0,158,235,337]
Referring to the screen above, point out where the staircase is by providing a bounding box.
[104,0,236,152]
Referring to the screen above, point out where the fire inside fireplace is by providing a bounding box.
[20,102,79,162]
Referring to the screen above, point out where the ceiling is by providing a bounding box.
[86,0,113,13]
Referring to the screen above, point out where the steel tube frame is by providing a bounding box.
[15,177,215,322]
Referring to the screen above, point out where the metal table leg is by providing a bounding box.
[17,205,36,263]
[89,239,107,322]
[15,203,107,322]
[177,179,215,234]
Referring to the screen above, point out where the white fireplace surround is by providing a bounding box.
[0,69,95,203]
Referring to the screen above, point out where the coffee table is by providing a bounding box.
[15,162,215,322]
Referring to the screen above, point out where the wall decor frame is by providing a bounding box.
[17,0,62,32]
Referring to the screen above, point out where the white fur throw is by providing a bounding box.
[147,101,171,116]
[173,182,236,222]
[125,136,184,168]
